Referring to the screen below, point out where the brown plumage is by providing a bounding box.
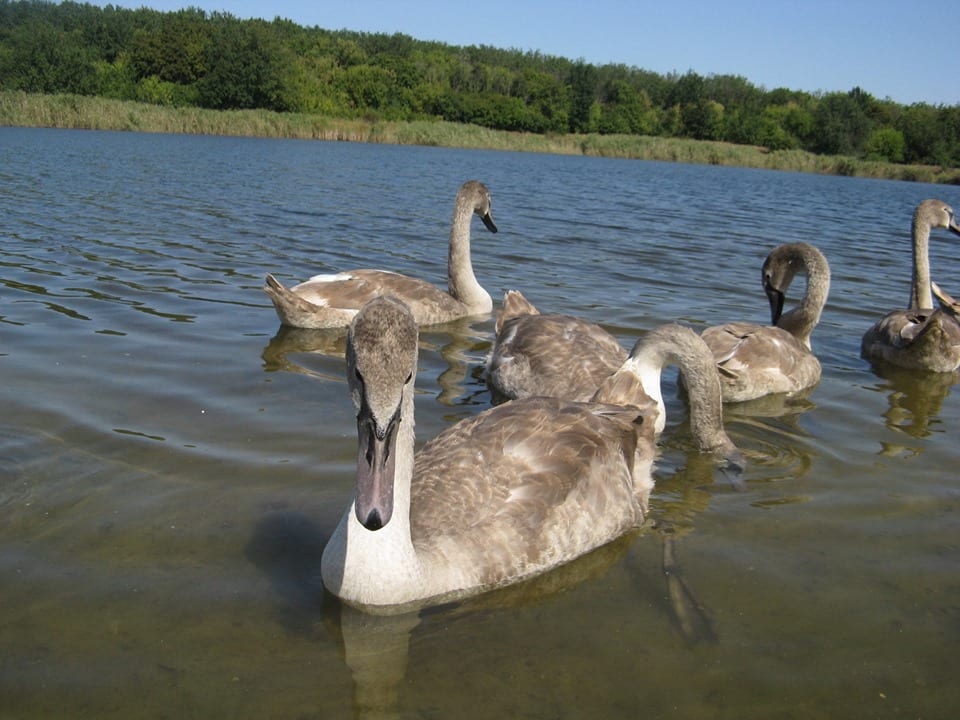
[264,180,497,329]
[862,199,960,372]
[699,242,830,403]
[486,290,628,402]
[321,296,663,614]
[486,292,741,462]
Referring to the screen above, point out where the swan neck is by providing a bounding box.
[778,250,830,348]
[910,214,933,310]
[447,202,491,312]
[631,328,731,452]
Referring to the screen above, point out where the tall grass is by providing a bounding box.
[3,91,959,184]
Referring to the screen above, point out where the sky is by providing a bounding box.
[97,0,958,106]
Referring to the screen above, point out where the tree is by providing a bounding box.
[568,61,597,133]
[864,127,906,163]
[896,103,946,165]
[811,91,872,156]
[196,16,292,111]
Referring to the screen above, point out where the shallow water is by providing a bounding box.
[2,126,959,719]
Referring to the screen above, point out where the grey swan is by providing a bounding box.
[486,290,628,403]
[861,199,960,372]
[264,180,497,329]
[320,297,740,613]
[486,291,734,433]
[698,242,830,403]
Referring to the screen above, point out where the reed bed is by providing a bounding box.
[3,91,958,184]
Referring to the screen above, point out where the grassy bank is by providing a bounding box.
[3,90,959,185]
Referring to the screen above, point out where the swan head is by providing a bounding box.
[915,199,960,238]
[761,244,804,325]
[461,180,498,234]
[346,297,419,531]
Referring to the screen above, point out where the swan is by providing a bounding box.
[320,297,740,613]
[861,199,960,372]
[698,242,830,403]
[264,180,498,329]
[486,290,628,403]
[486,291,735,438]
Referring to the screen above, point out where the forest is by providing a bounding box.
[2,0,959,169]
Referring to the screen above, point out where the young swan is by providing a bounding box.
[486,290,628,403]
[592,324,741,462]
[264,180,498,329]
[321,297,739,614]
[698,242,830,403]
[862,199,960,372]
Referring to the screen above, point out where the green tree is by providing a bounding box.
[896,103,953,165]
[128,8,209,85]
[196,16,292,111]
[864,127,906,162]
[568,61,597,133]
[811,91,872,155]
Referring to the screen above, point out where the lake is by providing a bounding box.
[1,126,958,719]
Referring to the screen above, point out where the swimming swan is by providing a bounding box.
[486,290,628,403]
[698,242,830,403]
[264,180,497,329]
[486,291,738,438]
[320,297,740,613]
[861,199,960,372]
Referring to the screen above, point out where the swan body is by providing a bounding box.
[320,297,739,613]
[487,292,739,445]
[862,199,960,372]
[486,290,627,402]
[264,180,497,329]
[700,242,830,403]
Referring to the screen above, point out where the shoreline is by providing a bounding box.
[3,91,959,185]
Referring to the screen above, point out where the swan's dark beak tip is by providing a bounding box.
[360,509,385,531]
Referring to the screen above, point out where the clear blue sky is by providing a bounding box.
[100,0,958,106]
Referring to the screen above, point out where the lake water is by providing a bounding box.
[1,126,958,719]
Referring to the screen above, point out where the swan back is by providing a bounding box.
[487,291,627,402]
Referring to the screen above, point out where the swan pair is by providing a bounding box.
[320,296,741,613]
[488,242,831,405]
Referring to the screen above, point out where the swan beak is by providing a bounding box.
[949,214,960,238]
[480,210,498,234]
[354,408,399,531]
[764,281,786,325]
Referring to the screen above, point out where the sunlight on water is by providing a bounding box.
[1,127,958,719]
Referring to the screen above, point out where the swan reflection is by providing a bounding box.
[261,317,493,407]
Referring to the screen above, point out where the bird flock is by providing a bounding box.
[263,180,960,614]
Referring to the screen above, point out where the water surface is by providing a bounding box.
[2,127,958,719]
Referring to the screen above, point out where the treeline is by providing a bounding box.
[2,0,959,168]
